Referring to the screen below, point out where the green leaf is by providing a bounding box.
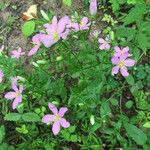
[126,75,135,86]
[123,4,146,25]
[137,33,150,54]
[40,10,50,21]
[4,113,22,121]
[63,0,72,7]
[110,0,120,12]
[143,122,150,128]
[22,113,40,122]
[110,98,118,106]
[0,125,5,143]
[70,135,78,142]
[22,21,35,37]
[125,100,134,109]
[124,122,147,145]
[68,126,76,133]
[100,100,111,118]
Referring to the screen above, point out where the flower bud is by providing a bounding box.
[90,0,97,16]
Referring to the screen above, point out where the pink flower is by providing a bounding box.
[112,54,136,77]
[5,82,23,109]
[0,69,4,83]
[11,47,25,58]
[90,0,97,15]
[28,34,44,56]
[42,103,70,135]
[67,17,91,31]
[79,17,91,30]
[98,36,110,50]
[114,46,131,58]
[41,16,69,48]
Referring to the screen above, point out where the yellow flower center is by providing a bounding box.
[118,61,124,67]
[52,33,59,39]
[16,92,20,97]
[104,41,108,45]
[80,23,86,28]
[55,114,60,121]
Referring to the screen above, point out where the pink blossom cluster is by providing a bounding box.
[28,16,91,56]
[111,46,136,77]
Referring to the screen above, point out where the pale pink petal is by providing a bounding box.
[81,17,88,24]
[0,70,4,83]
[105,43,110,49]
[120,67,129,77]
[18,47,22,53]
[58,107,68,117]
[52,121,60,135]
[28,45,40,56]
[124,59,136,67]
[90,0,97,15]
[11,82,18,92]
[99,44,105,50]
[5,92,16,100]
[12,95,22,109]
[52,16,58,25]
[58,16,69,33]
[98,38,104,43]
[19,84,23,93]
[120,54,128,61]
[32,34,41,44]
[123,46,129,53]
[61,29,70,39]
[60,118,70,128]
[112,66,119,75]
[42,114,55,124]
[114,46,121,53]
[111,57,119,64]
[48,103,58,114]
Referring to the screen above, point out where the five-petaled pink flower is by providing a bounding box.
[11,47,25,58]
[5,82,23,109]
[42,16,69,48]
[90,0,97,15]
[0,69,4,83]
[112,54,136,77]
[98,36,110,50]
[42,103,70,135]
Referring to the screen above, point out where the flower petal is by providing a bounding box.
[98,38,104,43]
[28,45,40,56]
[105,43,110,49]
[19,84,23,93]
[81,17,88,24]
[52,16,58,25]
[48,103,58,114]
[42,114,55,124]
[99,44,105,50]
[114,46,121,53]
[58,107,68,117]
[123,46,129,53]
[12,95,22,109]
[120,67,129,77]
[52,121,60,135]
[60,118,70,128]
[124,59,136,67]
[11,82,18,92]
[5,92,16,100]
[58,16,69,33]
[111,57,119,64]
[112,66,119,75]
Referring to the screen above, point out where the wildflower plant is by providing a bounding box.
[0,1,150,150]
